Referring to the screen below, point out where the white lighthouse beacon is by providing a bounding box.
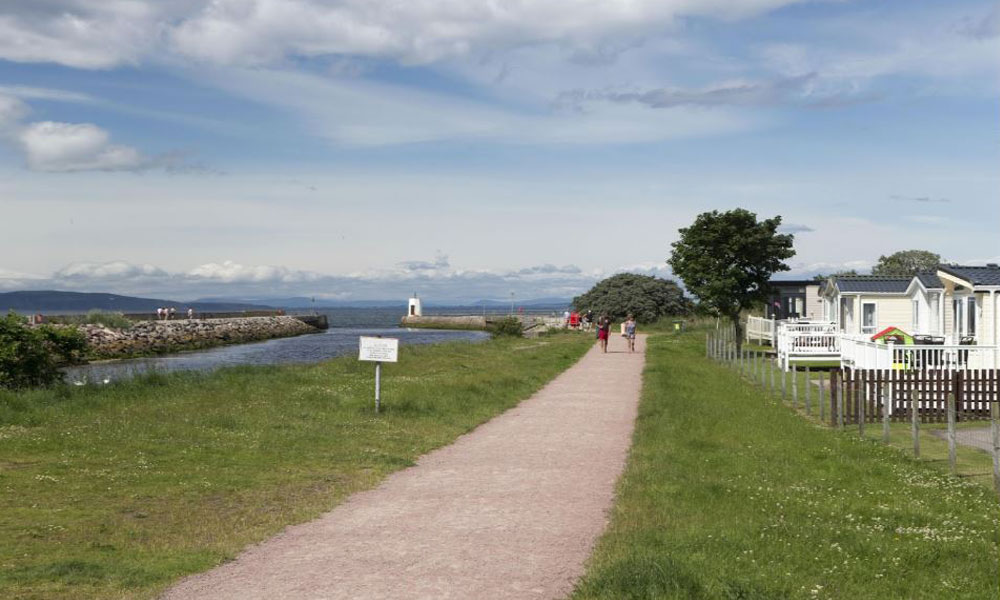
[408,293,423,317]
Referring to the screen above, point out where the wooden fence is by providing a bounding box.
[831,369,998,426]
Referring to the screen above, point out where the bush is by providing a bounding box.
[0,312,88,389]
[62,310,133,329]
[490,317,524,338]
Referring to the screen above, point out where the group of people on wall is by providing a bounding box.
[156,307,195,320]
[563,309,637,354]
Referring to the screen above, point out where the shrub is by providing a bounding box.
[490,317,524,338]
[0,312,88,389]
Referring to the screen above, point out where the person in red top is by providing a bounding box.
[597,314,610,352]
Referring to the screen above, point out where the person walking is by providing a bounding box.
[597,314,610,353]
[624,315,637,353]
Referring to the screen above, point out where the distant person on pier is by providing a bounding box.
[169,307,176,320]
[156,307,164,320]
[187,308,194,319]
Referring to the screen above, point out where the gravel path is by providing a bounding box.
[163,333,646,600]
[931,426,995,453]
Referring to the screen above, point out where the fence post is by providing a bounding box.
[882,381,890,444]
[819,375,826,422]
[947,388,957,475]
[769,357,775,395]
[837,371,844,430]
[792,365,798,408]
[992,399,1000,499]
[706,332,710,359]
[911,388,920,458]
[805,366,812,415]
[858,375,865,439]
[782,365,787,403]
[752,351,758,384]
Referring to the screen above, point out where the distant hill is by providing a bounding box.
[0,291,274,313]
[192,296,406,309]
[472,297,572,308]
[194,296,572,308]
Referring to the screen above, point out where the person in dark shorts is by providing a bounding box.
[624,315,637,353]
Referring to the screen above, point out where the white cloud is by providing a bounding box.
[0,92,156,172]
[168,0,800,66]
[55,261,169,280]
[188,260,323,283]
[19,122,149,172]
[0,1,160,69]
[0,0,803,69]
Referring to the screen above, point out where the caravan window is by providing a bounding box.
[862,302,877,335]
[967,296,976,336]
[912,299,920,332]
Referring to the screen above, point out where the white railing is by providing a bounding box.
[746,316,776,344]
[775,321,840,369]
[841,338,1000,371]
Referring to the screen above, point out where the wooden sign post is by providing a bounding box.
[359,336,399,413]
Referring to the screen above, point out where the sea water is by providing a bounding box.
[63,307,493,383]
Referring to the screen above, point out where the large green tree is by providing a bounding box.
[668,209,795,346]
[572,273,691,323]
[871,249,940,277]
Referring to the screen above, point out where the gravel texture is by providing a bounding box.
[931,426,995,453]
[162,333,646,600]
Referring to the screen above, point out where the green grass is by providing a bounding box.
[573,329,999,599]
[0,333,591,599]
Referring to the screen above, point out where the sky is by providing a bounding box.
[0,0,998,303]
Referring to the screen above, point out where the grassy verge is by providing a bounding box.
[773,367,998,491]
[0,333,591,599]
[573,329,999,599]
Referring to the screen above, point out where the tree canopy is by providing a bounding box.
[572,273,691,323]
[668,209,795,344]
[871,249,941,277]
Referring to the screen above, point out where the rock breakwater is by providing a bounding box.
[78,316,319,358]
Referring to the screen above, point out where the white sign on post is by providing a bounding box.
[359,336,399,363]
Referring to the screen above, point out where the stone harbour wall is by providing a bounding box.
[78,316,319,358]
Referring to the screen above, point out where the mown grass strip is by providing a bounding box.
[0,333,591,599]
[574,329,999,599]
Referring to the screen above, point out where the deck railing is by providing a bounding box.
[746,316,776,344]
[775,321,840,369]
[840,338,999,371]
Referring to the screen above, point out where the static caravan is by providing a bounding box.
[934,264,1000,346]
[763,280,823,320]
[820,276,912,337]
[903,272,945,341]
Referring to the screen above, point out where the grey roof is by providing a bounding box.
[939,264,1000,286]
[915,272,943,289]
[833,276,911,294]
[768,279,820,288]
